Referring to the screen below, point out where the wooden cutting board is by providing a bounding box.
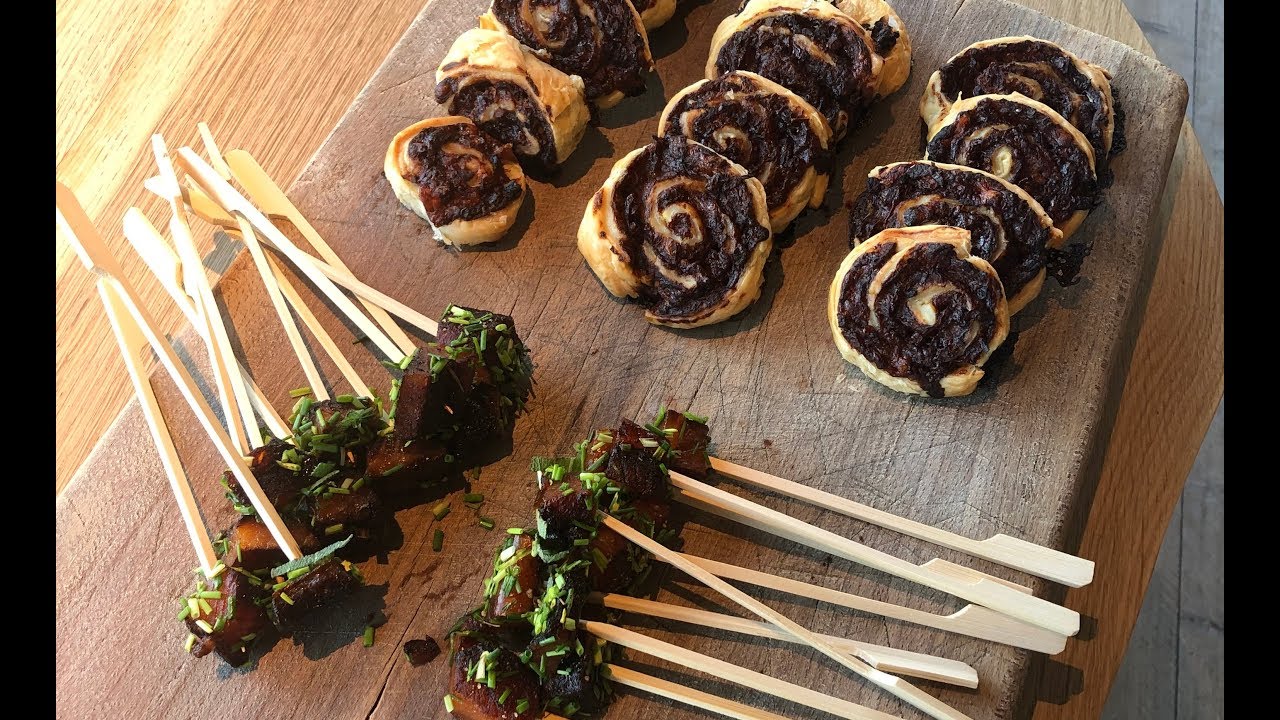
[54,0,1187,718]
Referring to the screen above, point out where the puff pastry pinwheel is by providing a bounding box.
[828,225,1009,398]
[384,116,527,247]
[708,0,882,140]
[435,28,590,173]
[658,71,832,232]
[847,160,1062,314]
[832,0,912,96]
[921,36,1121,180]
[925,93,1098,239]
[479,0,654,109]
[633,0,678,30]
[577,135,773,328]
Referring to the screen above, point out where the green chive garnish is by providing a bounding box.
[462,492,485,503]
[363,625,375,648]
[478,518,495,530]
[280,593,294,605]
[289,387,312,398]
[443,695,455,714]
[184,633,197,652]
[432,529,444,552]
[432,501,451,520]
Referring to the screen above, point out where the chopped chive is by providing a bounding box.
[324,523,345,536]
[398,353,415,370]
[432,529,444,552]
[443,694,455,714]
[683,411,709,424]
[289,386,313,398]
[286,566,311,579]
[506,527,525,535]
[280,593,294,605]
[198,599,213,615]
[515,698,529,714]
[336,394,355,403]
[195,619,214,634]
[184,633,197,652]
[352,477,366,491]
[432,501,451,520]
[478,517,495,530]
[241,633,257,642]
[341,477,354,490]
[573,538,590,546]
[654,404,668,424]
[380,463,404,477]
[187,598,200,618]
[177,605,191,621]
[498,688,510,705]
[204,562,226,578]
[462,492,485,503]
[195,590,222,599]
[363,624,376,648]
[328,486,351,495]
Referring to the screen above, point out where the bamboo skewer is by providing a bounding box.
[174,148,406,362]
[584,622,901,720]
[150,135,255,453]
[708,457,1094,587]
[594,593,979,687]
[661,550,1067,654]
[196,124,330,402]
[57,183,301,561]
[601,664,792,720]
[121,208,289,441]
[600,515,972,720]
[97,280,220,576]
[671,474,1081,638]
[221,148,419,355]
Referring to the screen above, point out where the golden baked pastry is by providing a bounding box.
[384,116,527,247]
[925,92,1098,239]
[634,0,678,30]
[828,225,1009,397]
[834,0,912,95]
[435,28,590,173]
[708,0,882,140]
[479,0,654,109]
[921,36,1121,180]
[658,71,832,232]
[847,160,1062,314]
[577,135,773,328]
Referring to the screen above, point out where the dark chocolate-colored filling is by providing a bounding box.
[714,11,878,133]
[435,76,559,172]
[609,136,770,323]
[490,0,651,102]
[662,73,831,214]
[836,240,1004,398]
[936,39,1120,176]
[926,97,1098,227]
[405,122,523,226]
[848,161,1052,302]
[865,18,899,57]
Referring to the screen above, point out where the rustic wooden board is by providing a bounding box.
[55,0,1186,718]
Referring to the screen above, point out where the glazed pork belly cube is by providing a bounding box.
[484,534,540,623]
[541,632,608,717]
[184,566,270,666]
[436,305,533,416]
[308,485,384,541]
[448,628,543,720]
[270,557,363,631]
[222,438,307,510]
[392,350,471,443]
[652,409,711,479]
[603,443,668,500]
[534,477,599,561]
[451,382,514,469]
[228,517,323,572]
[366,436,454,491]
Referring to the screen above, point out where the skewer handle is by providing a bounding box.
[602,664,794,720]
[709,457,1094,587]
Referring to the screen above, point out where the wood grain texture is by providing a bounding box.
[55,1,1195,719]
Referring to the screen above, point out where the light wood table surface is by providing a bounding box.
[54,0,1224,717]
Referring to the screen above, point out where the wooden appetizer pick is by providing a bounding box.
[120,208,290,440]
[585,622,900,720]
[97,277,220,576]
[709,457,1094,587]
[601,664,791,720]
[56,182,302,561]
[671,476,1081,637]
[220,148,418,355]
[173,148,407,362]
[601,515,972,720]
[593,593,979,687]
[150,134,255,454]
[196,124,330,401]
[662,551,1067,654]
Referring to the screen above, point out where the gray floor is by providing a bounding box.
[1102,1,1223,717]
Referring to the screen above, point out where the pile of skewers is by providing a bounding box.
[441,407,1094,720]
[56,123,533,668]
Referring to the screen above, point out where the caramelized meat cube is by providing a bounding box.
[366,436,453,491]
[654,410,711,479]
[223,438,307,510]
[452,382,514,469]
[624,497,672,538]
[448,633,543,720]
[484,534,540,622]
[437,306,533,419]
[309,486,384,539]
[185,566,270,666]
[603,444,667,500]
[392,351,470,443]
[534,478,598,561]
[435,307,517,370]
[229,517,323,572]
[542,639,607,716]
[586,524,637,594]
[270,558,362,631]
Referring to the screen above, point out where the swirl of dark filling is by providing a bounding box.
[661,73,832,216]
[489,0,651,102]
[733,0,900,56]
[435,75,560,172]
[611,136,771,323]
[836,239,1004,398]
[713,11,878,134]
[848,162,1053,305]
[926,97,1098,228]
[405,122,524,226]
[937,39,1122,176]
